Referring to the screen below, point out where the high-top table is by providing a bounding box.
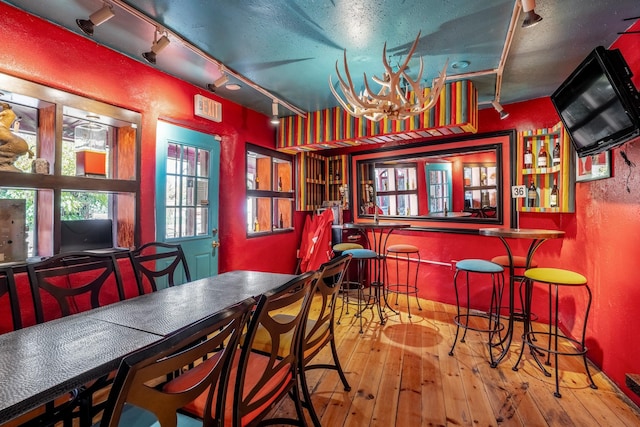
[479,227,565,367]
[344,222,411,320]
[0,270,297,424]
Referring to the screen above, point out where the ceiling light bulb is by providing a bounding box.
[491,101,509,120]
[271,101,279,125]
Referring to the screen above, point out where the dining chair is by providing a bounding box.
[245,255,353,426]
[130,242,191,294]
[170,270,318,426]
[26,251,127,426]
[0,266,22,332]
[27,251,126,323]
[98,298,254,427]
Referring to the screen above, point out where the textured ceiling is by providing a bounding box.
[2,0,639,118]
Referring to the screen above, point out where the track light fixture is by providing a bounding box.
[270,101,280,125]
[521,0,543,28]
[142,28,170,65]
[76,4,114,36]
[491,101,509,120]
[212,73,229,88]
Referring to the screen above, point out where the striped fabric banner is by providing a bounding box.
[277,80,478,153]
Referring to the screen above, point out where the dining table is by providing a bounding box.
[0,270,297,424]
[478,227,565,367]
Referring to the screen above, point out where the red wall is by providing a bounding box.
[2,2,640,406]
[0,3,300,275]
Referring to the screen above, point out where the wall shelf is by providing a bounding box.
[517,122,575,213]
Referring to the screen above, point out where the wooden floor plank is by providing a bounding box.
[266,295,640,427]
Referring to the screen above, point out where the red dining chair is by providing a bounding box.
[99,298,254,427]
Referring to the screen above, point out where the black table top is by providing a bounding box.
[0,270,298,424]
[87,270,296,336]
[0,316,160,422]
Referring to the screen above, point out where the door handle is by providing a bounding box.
[212,241,220,248]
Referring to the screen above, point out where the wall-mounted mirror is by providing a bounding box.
[351,131,516,228]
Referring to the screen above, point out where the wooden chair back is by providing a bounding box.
[27,251,126,323]
[99,298,254,427]
[130,242,191,293]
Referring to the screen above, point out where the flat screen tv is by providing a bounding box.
[60,219,113,252]
[551,46,640,157]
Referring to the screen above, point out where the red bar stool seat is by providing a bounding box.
[385,244,422,318]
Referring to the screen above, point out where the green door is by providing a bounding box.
[156,121,220,279]
[425,163,452,213]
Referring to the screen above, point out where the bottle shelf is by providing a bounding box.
[296,153,348,211]
[517,122,575,213]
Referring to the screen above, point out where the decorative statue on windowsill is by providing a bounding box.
[0,102,33,172]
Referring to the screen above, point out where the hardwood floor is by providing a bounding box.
[272,294,640,427]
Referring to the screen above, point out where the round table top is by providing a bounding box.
[344,222,411,230]
[479,227,565,239]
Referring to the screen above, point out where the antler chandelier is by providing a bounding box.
[329,32,448,122]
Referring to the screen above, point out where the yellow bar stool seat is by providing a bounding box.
[385,244,422,318]
[513,267,597,398]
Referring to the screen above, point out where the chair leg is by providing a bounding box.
[449,269,462,356]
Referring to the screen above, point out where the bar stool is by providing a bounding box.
[385,244,422,318]
[491,255,538,321]
[333,243,363,290]
[339,248,382,333]
[513,268,597,398]
[449,259,505,364]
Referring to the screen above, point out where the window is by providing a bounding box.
[463,163,497,212]
[0,72,140,259]
[425,163,452,213]
[246,144,293,235]
[374,164,419,216]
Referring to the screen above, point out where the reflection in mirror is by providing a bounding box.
[356,143,504,224]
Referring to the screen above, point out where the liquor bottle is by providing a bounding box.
[255,176,260,190]
[278,176,283,191]
[552,138,561,166]
[537,142,548,168]
[550,179,559,207]
[527,180,537,207]
[253,217,259,232]
[524,141,533,169]
[279,213,284,228]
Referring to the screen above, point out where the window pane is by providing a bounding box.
[181,207,195,237]
[248,197,272,233]
[197,149,209,177]
[0,189,36,259]
[61,190,109,220]
[166,175,178,207]
[197,207,208,235]
[167,143,180,174]
[182,177,195,206]
[182,146,197,176]
[166,207,178,239]
[196,178,209,206]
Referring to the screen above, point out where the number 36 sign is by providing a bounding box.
[511,185,527,198]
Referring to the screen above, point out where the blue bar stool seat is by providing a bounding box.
[339,248,382,333]
[385,244,422,318]
[513,267,597,398]
[449,259,505,365]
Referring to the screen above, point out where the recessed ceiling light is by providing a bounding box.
[226,84,241,91]
[451,60,470,70]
